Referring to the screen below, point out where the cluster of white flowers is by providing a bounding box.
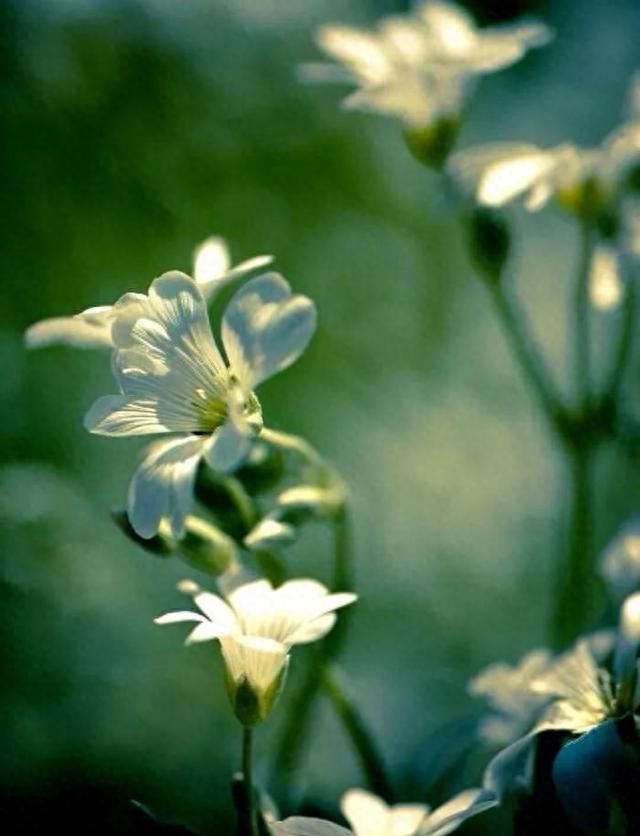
[25,2,640,834]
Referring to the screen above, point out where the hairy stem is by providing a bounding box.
[320,665,395,801]
[239,727,259,836]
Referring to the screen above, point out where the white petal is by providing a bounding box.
[272,818,353,836]
[84,395,172,436]
[423,789,497,836]
[478,153,556,207]
[244,518,296,551]
[192,591,238,632]
[219,634,288,693]
[418,0,476,55]
[25,306,115,349]
[100,272,231,435]
[286,613,337,645]
[203,419,252,474]
[126,436,205,539]
[316,25,391,86]
[193,236,231,285]
[186,621,229,644]
[389,805,429,836]
[589,245,623,310]
[341,789,389,836]
[222,272,317,390]
[154,611,207,625]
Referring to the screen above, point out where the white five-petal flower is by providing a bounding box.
[156,578,356,721]
[304,0,551,128]
[83,270,316,538]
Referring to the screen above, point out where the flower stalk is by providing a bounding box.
[240,726,259,836]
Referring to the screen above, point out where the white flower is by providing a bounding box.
[469,648,553,744]
[448,73,640,213]
[24,235,272,350]
[84,270,316,538]
[340,787,496,836]
[155,578,356,723]
[304,1,551,129]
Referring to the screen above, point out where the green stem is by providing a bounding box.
[603,265,637,405]
[487,281,567,432]
[223,475,259,534]
[240,727,259,836]
[270,506,354,800]
[320,665,395,801]
[551,444,596,648]
[574,222,595,408]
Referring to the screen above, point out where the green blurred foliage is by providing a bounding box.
[1,0,640,833]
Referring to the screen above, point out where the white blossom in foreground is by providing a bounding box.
[24,236,272,350]
[83,270,315,538]
[156,578,356,724]
[304,0,551,134]
[469,648,553,744]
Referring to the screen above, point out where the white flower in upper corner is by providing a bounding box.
[155,578,356,724]
[304,0,551,158]
[84,270,316,539]
[340,787,497,836]
[24,235,272,350]
[469,648,553,745]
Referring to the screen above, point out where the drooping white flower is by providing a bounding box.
[340,787,497,836]
[84,270,316,538]
[156,578,356,723]
[304,1,551,129]
[24,235,272,350]
[469,648,553,744]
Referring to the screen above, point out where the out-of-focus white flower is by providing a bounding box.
[601,517,640,603]
[588,243,624,310]
[83,271,315,538]
[448,73,640,214]
[24,236,272,350]
[156,578,356,724]
[469,648,553,744]
[340,787,497,836]
[304,0,551,142]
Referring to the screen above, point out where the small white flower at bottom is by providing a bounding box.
[155,578,356,723]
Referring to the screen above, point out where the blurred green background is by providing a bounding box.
[2,0,640,832]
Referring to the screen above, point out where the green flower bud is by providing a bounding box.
[465,207,511,283]
[404,115,460,170]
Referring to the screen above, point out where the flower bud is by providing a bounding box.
[404,115,460,170]
[465,208,511,283]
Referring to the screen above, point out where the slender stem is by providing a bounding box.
[223,475,259,533]
[240,727,259,836]
[551,444,596,648]
[487,281,567,432]
[574,222,595,408]
[603,265,637,405]
[270,505,355,800]
[320,665,395,801]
